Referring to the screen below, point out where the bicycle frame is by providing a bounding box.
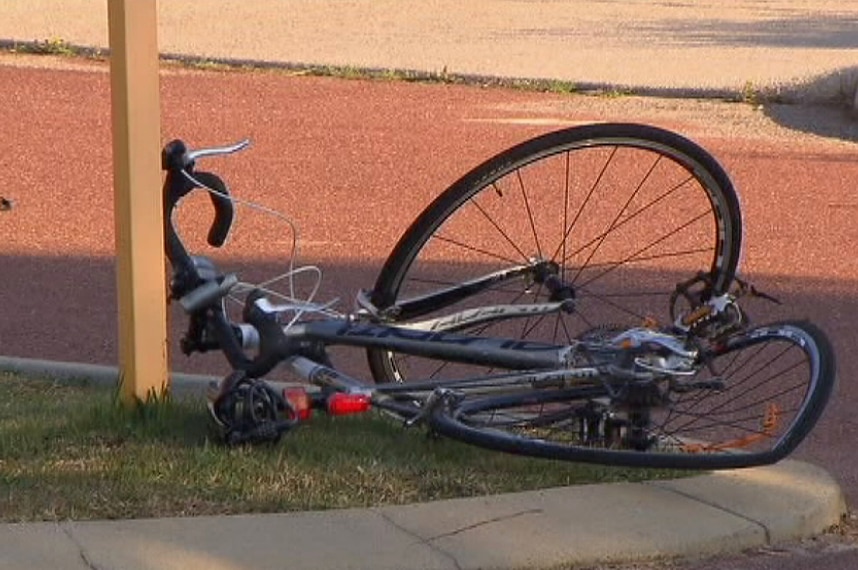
[159,133,835,470]
[161,136,707,388]
[240,300,602,396]
[161,138,708,423]
[280,314,573,370]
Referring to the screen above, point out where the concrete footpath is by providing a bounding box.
[0,461,845,570]
[0,1,853,568]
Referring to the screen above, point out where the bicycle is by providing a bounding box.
[161,122,835,470]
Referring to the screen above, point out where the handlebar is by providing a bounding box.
[187,139,251,163]
[161,138,250,171]
[162,138,255,372]
[160,139,324,379]
[161,139,250,280]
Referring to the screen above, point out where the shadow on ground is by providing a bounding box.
[639,16,858,50]
[760,65,858,142]
[0,252,855,504]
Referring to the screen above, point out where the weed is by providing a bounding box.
[13,37,76,57]
[741,80,761,106]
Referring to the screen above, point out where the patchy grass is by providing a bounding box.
[0,38,582,96]
[12,37,76,56]
[0,373,688,522]
[2,37,100,58]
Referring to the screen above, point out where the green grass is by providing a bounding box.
[0,373,687,522]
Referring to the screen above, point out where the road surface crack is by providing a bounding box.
[377,510,463,570]
[61,524,103,570]
[647,482,772,544]
[425,508,543,541]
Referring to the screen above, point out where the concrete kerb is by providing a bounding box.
[0,354,849,568]
[0,463,846,570]
[3,39,858,110]
[0,355,318,400]
[375,462,846,568]
[0,39,739,101]
[0,355,216,398]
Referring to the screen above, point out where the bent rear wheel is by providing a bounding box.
[428,321,835,469]
[368,123,743,384]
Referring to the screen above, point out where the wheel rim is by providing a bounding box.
[374,132,739,383]
[452,326,820,461]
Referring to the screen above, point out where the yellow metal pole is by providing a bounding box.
[108,0,169,405]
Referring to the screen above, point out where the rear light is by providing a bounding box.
[327,392,372,416]
[283,387,312,421]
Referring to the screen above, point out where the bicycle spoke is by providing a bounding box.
[561,151,571,283]
[570,154,662,283]
[664,341,775,423]
[575,209,711,289]
[468,195,532,263]
[573,287,652,321]
[576,245,715,270]
[517,169,543,260]
[576,289,672,299]
[549,147,617,263]
[665,347,805,436]
[567,303,597,330]
[433,234,524,265]
[559,174,696,265]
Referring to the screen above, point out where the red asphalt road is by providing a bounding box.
[2,58,858,563]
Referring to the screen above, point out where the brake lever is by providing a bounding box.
[179,273,239,313]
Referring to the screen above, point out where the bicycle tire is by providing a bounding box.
[368,123,743,384]
[428,321,835,469]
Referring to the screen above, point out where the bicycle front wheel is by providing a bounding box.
[368,123,743,384]
[429,321,835,470]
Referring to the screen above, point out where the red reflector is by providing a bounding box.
[327,392,372,416]
[283,387,312,421]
